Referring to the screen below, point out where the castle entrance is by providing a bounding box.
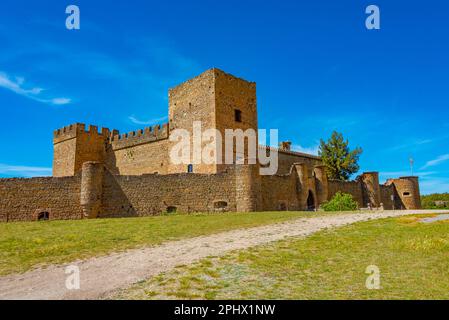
[307,191,315,211]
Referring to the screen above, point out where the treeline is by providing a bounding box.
[421,193,449,209]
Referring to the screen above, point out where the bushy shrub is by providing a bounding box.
[321,192,358,212]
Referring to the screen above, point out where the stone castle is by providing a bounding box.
[0,69,421,222]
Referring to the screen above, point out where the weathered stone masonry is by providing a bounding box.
[0,175,82,222]
[0,68,421,222]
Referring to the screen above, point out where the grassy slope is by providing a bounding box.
[116,215,449,300]
[0,211,325,276]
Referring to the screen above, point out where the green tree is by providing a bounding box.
[319,131,362,181]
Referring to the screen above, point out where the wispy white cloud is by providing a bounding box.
[51,98,71,105]
[128,115,168,126]
[0,71,71,105]
[421,154,449,170]
[388,138,435,152]
[0,163,52,177]
[292,144,320,156]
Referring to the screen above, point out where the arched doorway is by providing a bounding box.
[307,191,315,211]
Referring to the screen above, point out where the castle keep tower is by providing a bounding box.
[168,68,258,174]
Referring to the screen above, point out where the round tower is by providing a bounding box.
[235,162,261,212]
[80,161,104,219]
[314,165,329,206]
[360,172,381,208]
[391,176,421,209]
[294,163,315,210]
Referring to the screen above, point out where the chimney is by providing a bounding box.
[279,141,291,151]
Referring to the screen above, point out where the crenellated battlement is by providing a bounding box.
[53,123,113,144]
[110,123,169,150]
[53,123,82,144]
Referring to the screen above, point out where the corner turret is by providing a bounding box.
[53,123,115,177]
[386,176,421,209]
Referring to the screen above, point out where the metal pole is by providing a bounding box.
[409,157,414,176]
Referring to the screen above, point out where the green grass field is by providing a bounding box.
[0,211,326,276]
[115,215,449,300]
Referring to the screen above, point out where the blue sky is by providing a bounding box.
[0,0,448,194]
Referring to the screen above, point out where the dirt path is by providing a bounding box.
[0,210,446,300]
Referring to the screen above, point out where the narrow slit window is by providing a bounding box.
[235,109,242,122]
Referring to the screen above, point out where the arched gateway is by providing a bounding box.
[307,191,315,211]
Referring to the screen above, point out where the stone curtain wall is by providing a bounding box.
[0,167,237,222]
[0,164,421,223]
[260,173,300,211]
[100,168,237,218]
[328,180,365,207]
[328,179,399,210]
[0,175,82,222]
[380,184,396,210]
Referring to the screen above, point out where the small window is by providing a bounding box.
[278,202,287,211]
[37,212,49,221]
[403,192,411,196]
[166,206,177,214]
[234,109,242,122]
[187,164,193,173]
[214,201,228,211]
